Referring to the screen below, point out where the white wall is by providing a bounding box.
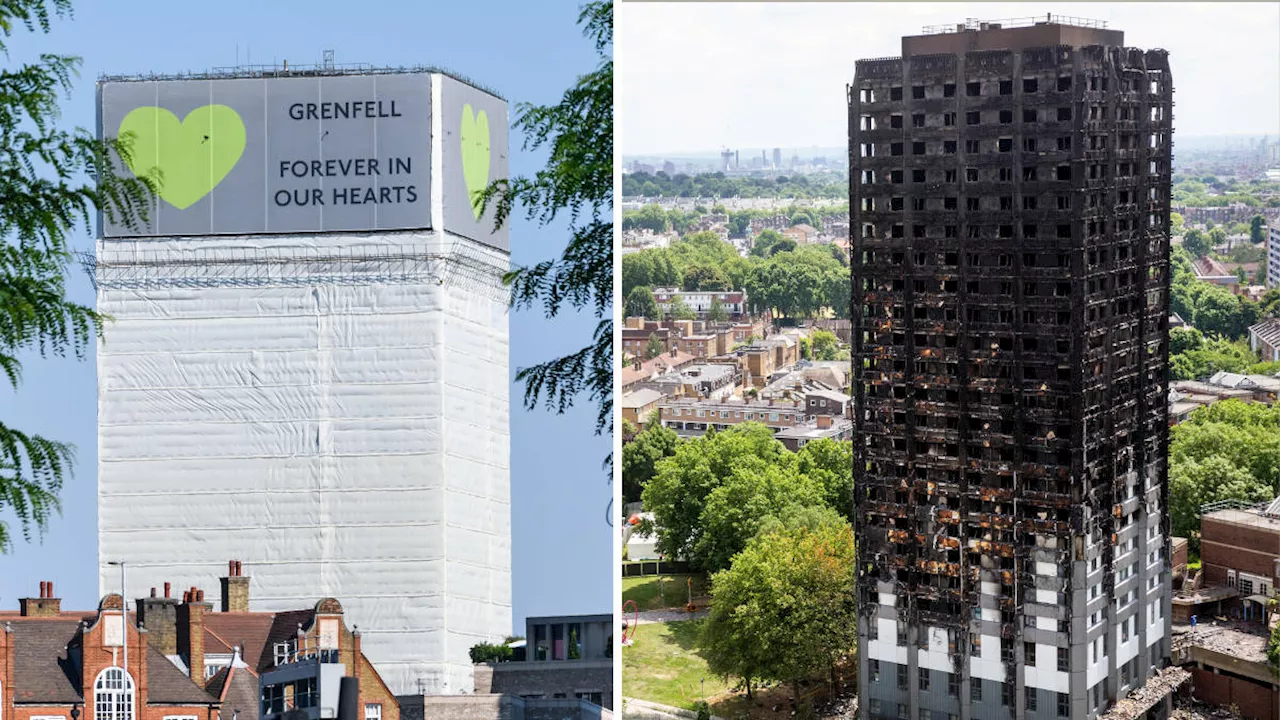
[96,230,510,694]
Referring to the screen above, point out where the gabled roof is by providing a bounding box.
[8,619,83,703]
[203,613,277,660]
[1248,318,1280,347]
[4,617,214,706]
[206,665,260,720]
[257,609,316,672]
[148,645,218,704]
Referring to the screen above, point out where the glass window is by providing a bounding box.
[365,706,382,720]
[95,669,135,720]
[261,684,285,717]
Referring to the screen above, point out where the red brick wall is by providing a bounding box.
[1191,667,1279,720]
[1201,516,1280,581]
[10,705,215,720]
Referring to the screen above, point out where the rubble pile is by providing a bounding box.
[1097,666,1190,720]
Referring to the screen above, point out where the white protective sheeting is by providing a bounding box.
[97,230,510,694]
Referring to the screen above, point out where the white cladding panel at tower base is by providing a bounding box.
[95,231,511,694]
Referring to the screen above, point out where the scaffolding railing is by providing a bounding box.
[1199,498,1270,516]
[99,62,503,100]
[921,14,1109,35]
[79,239,511,302]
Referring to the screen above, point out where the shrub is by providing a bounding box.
[469,642,514,663]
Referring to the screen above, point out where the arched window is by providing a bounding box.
[94,668,135,720]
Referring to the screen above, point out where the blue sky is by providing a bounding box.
[0,0,611,633]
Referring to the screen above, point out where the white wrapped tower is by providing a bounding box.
[94,67,511,693]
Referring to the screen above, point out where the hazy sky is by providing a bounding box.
[618,2,1280,155]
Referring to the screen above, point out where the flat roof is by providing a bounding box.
[1173,622,1269,665]
[774,420,854,440]
[1203,508,1280,532]
[620,389,664,408]
[902,19,1124,56]
[99,63,503,100]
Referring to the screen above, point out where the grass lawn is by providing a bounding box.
[623,619,851,719]
[622,619,734,711]
[622,574,710,611]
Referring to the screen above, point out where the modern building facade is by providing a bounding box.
[93,67,513,694]
[850,17,1173,720]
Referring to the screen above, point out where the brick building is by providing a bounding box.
[1199,498,1280,599]
[851,17,1173,720]
[658,397,807,436]
[0,585,218,720]
[0,563,399,720]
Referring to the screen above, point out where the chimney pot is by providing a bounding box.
[164,582,171,598]
[229,560,236,575]
[39,581,46,598]
[150,587,157,598]
[197,589,204,602]
[48,581,54,598]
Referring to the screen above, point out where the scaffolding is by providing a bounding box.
[921,15,1110,35]
[80,239,511,302]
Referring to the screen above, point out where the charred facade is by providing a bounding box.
[849,19,1173,720]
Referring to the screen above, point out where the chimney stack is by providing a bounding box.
[817,414,833,429]
[221,559,251,613]
[177,587,210,681]
[137,583,180,656]
[20,581,61,617]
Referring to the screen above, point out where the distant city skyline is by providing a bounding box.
[618,2,1280,154]
[623,135,1276,164]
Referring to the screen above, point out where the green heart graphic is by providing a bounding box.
[118,105,246,210]
[460,103,490,220]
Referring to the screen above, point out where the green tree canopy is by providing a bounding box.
[810,329,841,361]
[641,424,790,567]
[682,264,730,291]
[694,462,823,572]
[484,0,613,441]
[1,0,156,552]
[622,203,670,233]
[643,332,665,360]
[667,295,696,321]
[707,295,729,323]
[1169,337,1255,380]
[1183,229,1210,258]
[699,508,857,703]
[750,229,786,258]
[625,285,659,320]
[1169,326,1204,355]
[795,438,854,522]
[621,416,680,505]
[1168,400,1280,542]
[1250,215,1267,245]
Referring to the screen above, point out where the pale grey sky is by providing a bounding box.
[617,2,1280,155]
